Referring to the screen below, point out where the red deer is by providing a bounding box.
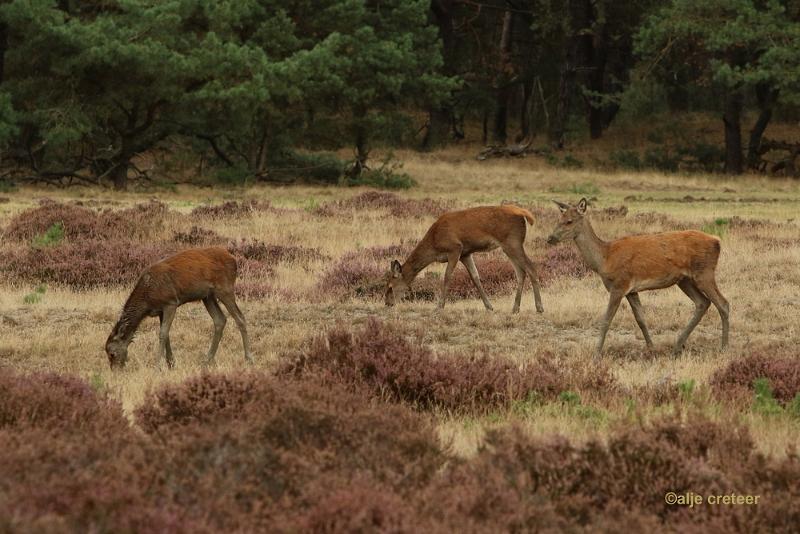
[547,198,729,356]
[385,205,544,313]
[105,247,251,369]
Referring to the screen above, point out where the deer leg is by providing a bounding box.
[159,311,175,367]
[461,254,493,311]
[522,255,544,313]
[216,292,252,363]
[158,306,177,369]
[674,279,711,354]
[596,291,623,358]
[692,276,730,350]
[503,244,544,313]
[439,248,462,309]
[626,292,653,348]
[510,261,526,314]
[202,296,227,365]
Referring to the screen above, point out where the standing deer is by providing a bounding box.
[105,247,251,369]
[385,205,544,313]
[547,198,729,356]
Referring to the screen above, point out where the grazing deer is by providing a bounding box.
[105,247,251,369]
[385,205,544,313]
[547,198,729,356]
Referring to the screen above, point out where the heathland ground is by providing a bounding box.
[2,148,799,457]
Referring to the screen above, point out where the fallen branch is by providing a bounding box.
[476,139,532,160]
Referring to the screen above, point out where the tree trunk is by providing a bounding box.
[254,128,269,175]
[747,84,778,169]
[355,130,368,169]
[598,30,630,133]
[550,0,591,148]
[110,161,128,191]
[423,0,457,150]
[723,91,743,174]
[0,22,7,84]
[493,86,510,144]
[586,28,608,139]
[424,107,453,150]
[551,63,574,149]
[666,71,690,112]
[519,79,534,141]
[587,99,605,139]
[492,10,514,144]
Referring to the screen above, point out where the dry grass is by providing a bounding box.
[1,148,799,461]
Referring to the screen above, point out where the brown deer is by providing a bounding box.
[385,205,544,313]
[547,198,729,356]
[105,247,251,369]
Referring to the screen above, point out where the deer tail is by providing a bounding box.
[522,209,535,225]
[502,204,536,225]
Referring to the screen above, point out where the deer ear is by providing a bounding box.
[577,198,588,214]
[552,199,569,212]
[390,260,402,277]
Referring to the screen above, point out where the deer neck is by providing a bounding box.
[573,218,608,273]
[112,293,149,345]
[402,239,437,283]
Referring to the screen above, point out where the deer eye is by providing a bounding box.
[565,220,573,224]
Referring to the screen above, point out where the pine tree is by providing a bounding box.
[637,0,800,174]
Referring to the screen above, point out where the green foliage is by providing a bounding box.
[646,130,665,144]
[611,142,724,173]
[0,91,18,147]
[214,166,252,187]
[568,182,599,195]
[343,156,416,190]
[637,0,800,104]
[557,390,605,421]
[543,150,585,170]
[788,394,800,420]
[610,149,642,170]
[617,78,670,120]
[752,378,784,417]
[348,169,415,190]
[550,181,601,195]
[32,222,64,248]
[149,179,179,194]
[561,155,584,169]
[643,147,679,173]
[676,142,725,173]
[678,379,696,402]
[89,373,106,393]
[0,179,17,193]
[702,218,730,238]
[303,198,320,213]
[269,151,345,185]
[510,391,543,417]
[22,284,46,305]
[558,390,581,406]
[0,0,452,188]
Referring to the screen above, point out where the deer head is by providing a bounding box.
[384,260,410,306]
[547,198,588,245]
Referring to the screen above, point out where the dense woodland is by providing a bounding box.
[0,0,799,190]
